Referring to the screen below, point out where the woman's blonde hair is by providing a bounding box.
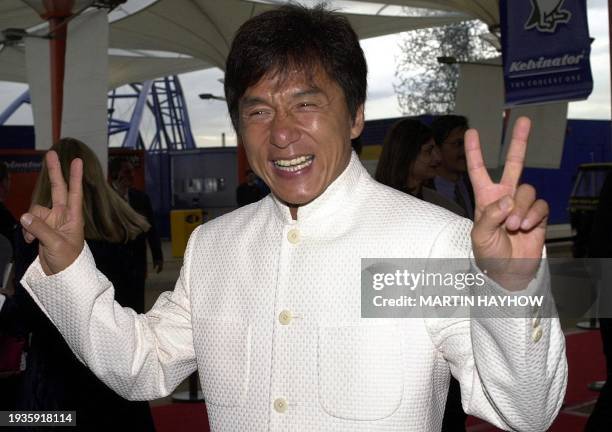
[32,137,150,243]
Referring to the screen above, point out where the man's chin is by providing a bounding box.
[274,192,319,209]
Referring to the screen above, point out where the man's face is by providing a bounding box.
[438,126,467,174]
[238,68,364,209]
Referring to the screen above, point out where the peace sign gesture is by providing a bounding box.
[20,151,85,275]
[467,116,549,290]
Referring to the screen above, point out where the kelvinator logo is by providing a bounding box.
[509,52,586,76]
[524,0,572,33]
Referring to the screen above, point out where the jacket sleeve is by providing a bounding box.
[18,228,201,401]
[425,218,567,431]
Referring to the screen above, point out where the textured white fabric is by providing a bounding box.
[22,153,567,432]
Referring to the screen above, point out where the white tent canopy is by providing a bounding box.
[0,45,211,89]
[358,0,499,26]
[0,0,476,84]
[108,0,472,70]
[0,1,42,32]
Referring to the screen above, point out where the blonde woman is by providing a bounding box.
[12,138,156,430]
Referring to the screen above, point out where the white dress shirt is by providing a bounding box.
[21,152,566,431]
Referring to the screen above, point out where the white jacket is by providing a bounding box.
[22,153,567,431]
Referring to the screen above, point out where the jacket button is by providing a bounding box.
[532,326,543,343]
[278,310,293,325]
[273,398,288,413]
[287,228,300,244]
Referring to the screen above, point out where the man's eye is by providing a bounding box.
[298,102,317,109]
[249,110,267,117]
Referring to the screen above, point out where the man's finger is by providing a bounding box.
[68,158,83,220]
[500,116,530,187]
[20,212,63,248]
[46,151,68,207]
[471,195,514,247]
[465,128,493,190]
[520,199,549,231]
[505,184,536,231]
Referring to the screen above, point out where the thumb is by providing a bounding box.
[20,212,62,249]
[472,195,514,246]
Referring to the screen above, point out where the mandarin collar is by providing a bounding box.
[271,151,366,225]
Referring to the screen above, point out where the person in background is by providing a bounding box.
[0,162,17,247]
[109,158,163,309]
[375,117,467,432]
[585,171,612,431]
[236,169,265,206]
[375,118,465,217]
[7,138,156,430]
[431,115,475,220]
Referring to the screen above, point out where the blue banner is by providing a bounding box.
[500,0,593,106]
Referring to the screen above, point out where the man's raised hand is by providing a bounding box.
[20,151,85,275]
[466,116,549,290]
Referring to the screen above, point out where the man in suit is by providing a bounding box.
[109,157,163,274]
[431,115,475,220]
[18,5,565,431]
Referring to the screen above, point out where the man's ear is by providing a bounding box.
[350,104,365,139]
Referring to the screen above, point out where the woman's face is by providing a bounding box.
[410,138,441,184]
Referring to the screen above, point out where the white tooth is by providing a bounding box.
[275,155,312,167]
[275,156,313,172]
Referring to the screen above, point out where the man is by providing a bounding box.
[109,157,164,274]
[19,5,566,431]
[431,115,475,220]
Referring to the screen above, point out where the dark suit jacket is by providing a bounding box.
[128,188,163,267]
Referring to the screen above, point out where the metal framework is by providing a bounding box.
[107,75,196,151]
[0,75,196,152]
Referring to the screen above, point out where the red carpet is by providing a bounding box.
[152,330,606,432]
[152,403,210,432]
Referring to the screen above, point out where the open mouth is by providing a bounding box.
[273,155,314,172]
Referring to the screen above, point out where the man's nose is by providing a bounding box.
[270,112,300,148]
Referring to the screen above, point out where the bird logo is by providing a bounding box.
[524,0,572,33]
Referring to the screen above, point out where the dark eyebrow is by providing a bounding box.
[239,86,325,111]
[240,96,267,111]
[292,87,324,99]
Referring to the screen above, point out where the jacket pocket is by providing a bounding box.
[195,319,251,407]
[317,324,404,421]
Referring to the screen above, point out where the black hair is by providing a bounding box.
[375,118,433,192]
[224,4,367,131]
[431,115,469,147]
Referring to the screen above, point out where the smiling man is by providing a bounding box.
[19,4,566,432]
